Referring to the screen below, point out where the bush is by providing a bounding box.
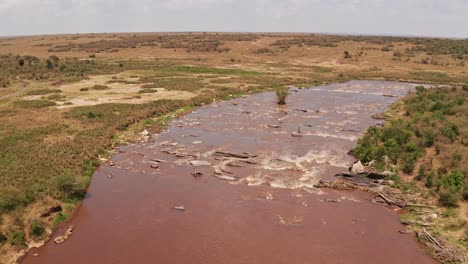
[415,86,426,93]
[439,188,460,207]
[425,172,435,188]
[0,187,25,213]
[423,130,435,147]
[29,220,45,238]
[462,85,468,91]
[91,85,110,90]
[26,88,62,96]
[381,46,391,52]
[344,51,352,59]
[275,86,288,105]
[47,94,66,101]
[416,165,426,181]
[441,123,458,141]
[139,88,158,94]
[0,232,6,244]
[54,172,87,200]
[10,232,26,247]
[14,100,57,108]
[441,170,464,191]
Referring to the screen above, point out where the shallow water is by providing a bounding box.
[23,81,437,264]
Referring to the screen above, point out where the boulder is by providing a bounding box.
[140,130,150,136]
[215,175,238,181]
[351,161,365,174]
[54,226,74,244]
[424,213,438,222]
[189,160,211,166]
[174,206,185,211]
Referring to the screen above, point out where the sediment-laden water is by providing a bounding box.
[23,81,437,264]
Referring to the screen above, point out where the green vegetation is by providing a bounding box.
[410,71,454,83]
[275,86,288,105]
[354,86,467,207]
[53,213,68,227]
[14,99,57,108]
[9,232,26,247]
[0,54,131,86]
[139,88,158,93]
[29,220,45,239]
[47,94,66,101]
[270,34,468,59]
[25,88,62,96]
[45,33,255,53]
[91,84,110,90]
[155,66,263,76]
[0,187,25,213]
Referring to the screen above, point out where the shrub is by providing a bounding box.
[80,87,89,91]
[0,232,6,244]
[415,86,426,93]
[54,172,87,200]
[381,46,391,52]
[29,220,45,238]
[462,85,468,91]
[46,59,54,69]
[26,88,62,96]
[425,171,435,188]
[416,165,426,181]
[139,88,158,94]
[441,123,458,141]
[344,51,352,59]
[47,94,66,101]
[275,86,288,105]
[0,187,25,213]
[14,100,57,108]
[439,187,460,207]
[10,232,26,247]
[441,170,464,191]
[91,85,110,90]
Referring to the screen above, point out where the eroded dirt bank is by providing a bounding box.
[22,81,437,264]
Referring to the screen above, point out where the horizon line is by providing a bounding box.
[1,31,466,40]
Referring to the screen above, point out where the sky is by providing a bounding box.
[0,0,467,38]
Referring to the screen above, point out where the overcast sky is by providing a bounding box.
[0,0,467,38]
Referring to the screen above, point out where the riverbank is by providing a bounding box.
[350,85,467,262]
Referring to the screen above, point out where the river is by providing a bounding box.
[23,81,437,264]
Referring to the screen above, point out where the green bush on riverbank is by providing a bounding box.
[354,85,467,207]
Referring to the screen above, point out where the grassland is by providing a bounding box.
[0,33,467,262]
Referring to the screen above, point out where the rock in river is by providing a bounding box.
[351,161,365,174]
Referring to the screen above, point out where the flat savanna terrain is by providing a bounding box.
[0,33,467,263]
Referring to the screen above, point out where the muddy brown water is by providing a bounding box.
[23,81,437,264]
